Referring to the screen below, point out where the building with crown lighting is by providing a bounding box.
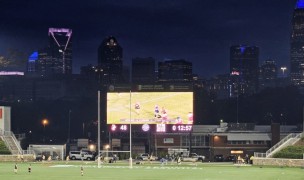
[28,28,73,75]
[48,28,73,74]
[97,36,123,84]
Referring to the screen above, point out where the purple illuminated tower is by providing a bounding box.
[48,28,72,74]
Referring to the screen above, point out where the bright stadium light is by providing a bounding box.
[280,67,287,77]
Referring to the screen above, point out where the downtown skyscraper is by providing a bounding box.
[27,28,72,76]
[291,0,304,86]
[230,45,259,95]
[48,28,72,74]
[97,36,123,84]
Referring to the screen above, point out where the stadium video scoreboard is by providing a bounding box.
[109,124,193,133]
[107,92,194,125]
[107,91,194,133]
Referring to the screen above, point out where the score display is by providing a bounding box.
[110,124,128,132]
[109,124,192,133]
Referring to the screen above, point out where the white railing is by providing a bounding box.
[254,152,266,158]
[10,132,23,154]
[265,133,298,157]
[22,150,35,155]
[1,131,23,154]
[254,132,303,158]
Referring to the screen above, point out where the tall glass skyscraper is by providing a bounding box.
[48,28,72,74]
[291,0,304,86]
[97,36,123,84]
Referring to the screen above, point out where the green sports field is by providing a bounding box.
[0,161,303,180]
[107,92,193,124]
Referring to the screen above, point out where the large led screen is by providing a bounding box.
[107,92,193,124]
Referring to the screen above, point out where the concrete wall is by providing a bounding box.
[254,157,304,167]
[0,154,35,162]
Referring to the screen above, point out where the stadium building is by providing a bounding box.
[108,123,300,161]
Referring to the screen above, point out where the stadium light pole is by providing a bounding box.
[97,90,101,168]
[68,110,71,143]
[129,90,133,168]
[42,119,49,143]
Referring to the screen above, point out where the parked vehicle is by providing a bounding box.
[138,153,157,161]
[225,155,237,162]
[214,154,224,162]
[69,151,94,161]
[168,148,189,157]
[95,154,119,163]
[182,153,205,162]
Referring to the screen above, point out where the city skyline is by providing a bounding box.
[0,0,298,78]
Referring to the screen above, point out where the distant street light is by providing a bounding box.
[94,67,104,83]
[280,67,287,77]
[42,119,49,129]
[42,119,49,143]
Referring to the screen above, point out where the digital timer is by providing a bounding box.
[172,125,193,132]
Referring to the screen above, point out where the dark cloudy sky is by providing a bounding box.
[0,0,297,78]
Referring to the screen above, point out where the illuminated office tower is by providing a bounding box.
[230,45,259,95]
[291,0,304,86]
[97,36,123,84]
[48,28,72,74]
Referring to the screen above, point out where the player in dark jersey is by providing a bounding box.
[28,164,32,174]
[80,165,84,176]
[154,105,160,118]
[14,164,18,174]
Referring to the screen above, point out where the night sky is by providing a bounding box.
[0,0,297,78]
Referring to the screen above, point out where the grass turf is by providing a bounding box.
[0,161,303,180]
